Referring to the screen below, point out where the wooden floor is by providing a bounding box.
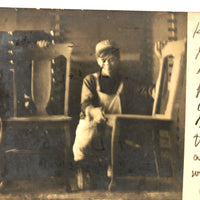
[0,190,182,200]
[0,177,182,200]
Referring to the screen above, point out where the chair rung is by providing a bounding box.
[5,149,62,154]
[159,146,171,150]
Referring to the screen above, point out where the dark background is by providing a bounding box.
[0,9,186,180]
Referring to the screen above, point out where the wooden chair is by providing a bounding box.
[0,42,73,191]
[106,39,186,191]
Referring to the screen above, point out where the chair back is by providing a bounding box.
[152,39,186,119]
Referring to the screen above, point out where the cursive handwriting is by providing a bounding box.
[197,68,200,74]
[196,84,200,98]
[192,170,200,177]
[197,104,200,111]
[193,22,200,38]
[195,116,200,125]
[195,47,200,60]
[193,154,200,161]
[189,18,200,198]
[193,134,200,147]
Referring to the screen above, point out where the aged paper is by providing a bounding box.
[0,8,187,199]
[183,12,200,200]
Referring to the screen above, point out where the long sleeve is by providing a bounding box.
[80,72,154,116]
[80,74,99,116]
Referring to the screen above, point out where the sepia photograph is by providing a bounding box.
[0,8,187,199]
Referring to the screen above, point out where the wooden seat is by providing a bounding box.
[106,39,186,191]
[0,41,73,191]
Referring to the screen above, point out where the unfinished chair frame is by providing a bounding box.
[106,39,186,191]
[0,43,73,192]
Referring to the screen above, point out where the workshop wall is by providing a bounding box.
[0,8,187,178]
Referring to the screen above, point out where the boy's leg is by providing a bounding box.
[75,159,97,190]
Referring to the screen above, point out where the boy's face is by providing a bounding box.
[97,54,120,77]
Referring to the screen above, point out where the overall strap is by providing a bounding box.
[116,81,124,96]
[107,81,123,114]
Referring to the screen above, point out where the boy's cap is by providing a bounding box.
[95,40,118,57]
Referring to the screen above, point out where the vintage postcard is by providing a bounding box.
[0,7,193,200]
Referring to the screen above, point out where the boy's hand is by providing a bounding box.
[86,106,106,124]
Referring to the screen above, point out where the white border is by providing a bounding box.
[0,0,197,12]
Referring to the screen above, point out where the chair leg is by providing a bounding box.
[76,167,84,190]
[0,119,7,192]
[64,123,72,192]
[168,125,180,181]
[152,129,160,177]
[153,149,160,177]
[108,118,120,191]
